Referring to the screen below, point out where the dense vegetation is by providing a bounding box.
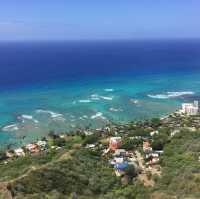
[156,130,200,198]
[1,115,200,198]
[9,149,118,198]
[7,148,150,199]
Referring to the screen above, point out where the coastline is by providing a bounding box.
[1,103,200,198]
[1,71,200,149]
[0,104,181,152]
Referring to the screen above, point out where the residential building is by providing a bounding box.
[113,149,126,157]
[14,148,25,157]
[143,140,152,153]
[37,140,47,150]
[26,143,39,153]
[150,130,159,137]
[181,101,199,115]
[109,137,122,151]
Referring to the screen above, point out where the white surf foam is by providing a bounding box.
[78,99,91,103]
[21,114,39,124]
[130,99,140,104]
[33,119,39,123]
[90,94,113,101]
[109,107,123,112]
[91,112,106,120]
[21,115,33,120]
[36,109,61,117]
[104,88,114,92]
[72,101,77,105]
[53,117,66,122]
[36,109,50,114]
[2,124,19,132]
[90,94,100,100]
[36,109,65,121]
[79,117,85,120]
[100,96,113,100]
[148,91,194,99]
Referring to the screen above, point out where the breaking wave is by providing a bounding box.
[90,112,106,120]
[99,96,113,100]
[109,107,123,112]
[78,99,92,103]
[90,94,100,100]
[36,109,65,121]
[148,91,194,99]
[2,124,19,132]
[104,88,114,92]
[90,94,113,101]
[21,114,39,124]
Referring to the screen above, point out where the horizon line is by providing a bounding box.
[0,37,200,43]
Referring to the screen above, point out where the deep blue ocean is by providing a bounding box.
[0,39,200,148]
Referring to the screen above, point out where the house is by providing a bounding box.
[146,153,159,159]
[104,126,111,132]
[114,161,128,172]
[84,131,94,136]
[143,140,152,153]
[59,134,65,139]
[181,101,199,115]
[170,129,180,137]
[113,149,126,157]
[109,137,122,151]
[14,148,25,157]
[26,143,39,153]
[146,157,160,166]
[110,157,124,165]
[37,140,47,150]
[150,130,159,137]
[114,161,128,177]
[86,144,96,149]
[5,151,14,159]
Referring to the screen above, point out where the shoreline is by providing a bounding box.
[0,107,176,152]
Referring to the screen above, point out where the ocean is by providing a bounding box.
[0,39,200,148]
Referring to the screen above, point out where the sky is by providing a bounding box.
[0,0,199,40]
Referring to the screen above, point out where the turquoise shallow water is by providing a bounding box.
[0,40,200,148]
[1,71,200,148]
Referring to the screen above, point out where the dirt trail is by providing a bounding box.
[8,150,73,184]
[0,150,73,199]
[135,150,155,187]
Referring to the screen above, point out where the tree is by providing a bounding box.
[82,134,100,146]
[120,138,136,150]
[124,165,138,181]
[54,137,66,147]
[151,118,161,128]
[152,129,170,150]
[0,151,7,161]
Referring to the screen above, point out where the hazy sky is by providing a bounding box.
[0,0,199,40]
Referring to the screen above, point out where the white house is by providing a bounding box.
[150,130,159,137]
[14,148,25,157]
[37,140,47,149]
[84,130,94,136]
[181,101,199,115]
[86,144,96,149]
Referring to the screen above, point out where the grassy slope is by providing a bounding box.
[154,130,200,199]
[1,131,200,198]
